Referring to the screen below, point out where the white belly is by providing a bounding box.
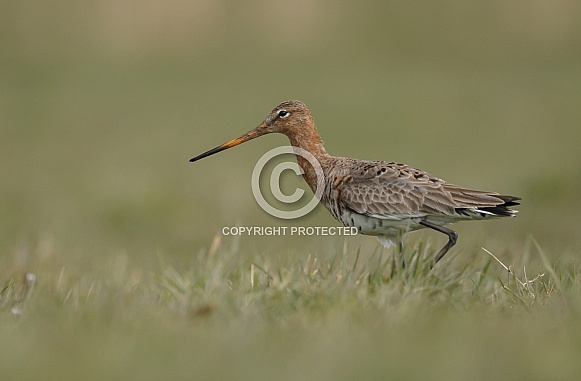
[338,210,424,237]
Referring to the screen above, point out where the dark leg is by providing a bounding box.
[398,239,406,269]
[419,220,458,264]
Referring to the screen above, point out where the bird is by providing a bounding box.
[189,100,520,264]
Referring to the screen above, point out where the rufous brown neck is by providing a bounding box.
[283,123,330,194]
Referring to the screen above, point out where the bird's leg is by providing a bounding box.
[387,235,405,271]
[419,220,458,264]
[397,235,406,269]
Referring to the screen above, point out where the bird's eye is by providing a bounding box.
[277,110,289,118]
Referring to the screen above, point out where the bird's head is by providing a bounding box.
[189,100,315,163]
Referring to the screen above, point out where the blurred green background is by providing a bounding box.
[1,1,581,379]
[2,0,581,256]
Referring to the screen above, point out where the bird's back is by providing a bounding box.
[319,157,519,236]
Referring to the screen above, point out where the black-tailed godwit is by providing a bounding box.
[190,100,520,264]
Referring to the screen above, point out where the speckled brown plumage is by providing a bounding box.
[190,100,520,264]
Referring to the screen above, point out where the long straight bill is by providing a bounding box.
[189,123,267,162]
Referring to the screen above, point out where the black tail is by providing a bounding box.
[478,195,521,217]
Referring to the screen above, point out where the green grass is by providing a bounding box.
[1,236,580,380]
[2,1,581,379]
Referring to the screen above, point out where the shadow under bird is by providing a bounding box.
[190,100,520,264]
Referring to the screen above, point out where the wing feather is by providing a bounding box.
[331,159,516,219]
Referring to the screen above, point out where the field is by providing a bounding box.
[2,1,581,380]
